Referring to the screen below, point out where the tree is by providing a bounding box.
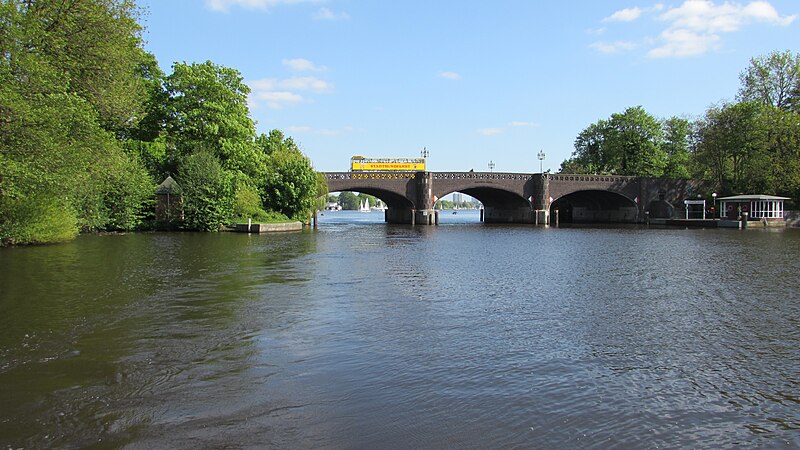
[662,116,691,179]
[567,120,610,174]
[177,150,234,231]
[261,149,318,221]
[739,50,800,113]
[606,106,667,177]
[561,107,667,177]
[165,60,262,178]
[336,191,360,210]
[5,0,149,131]
[0,0,154,244]
[693,102,762,192]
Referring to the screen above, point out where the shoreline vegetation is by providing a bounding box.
[2,2,798,246]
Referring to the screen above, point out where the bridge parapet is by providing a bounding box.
[325,171,416,180]
[432,172,535,181]
[547,174,637,183]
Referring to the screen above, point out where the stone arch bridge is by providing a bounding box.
[324,171,709,225]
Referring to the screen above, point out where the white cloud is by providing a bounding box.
[604,7,643,22]
[207,0,316,12]
[590,40,639,54]
[439,71,461,80]
[282,58,327,72]
[592,1,796,58]
[251,76,332,93]
[478,128,503,136]
[313,7,350,21]
[647,28,721,58]
[251,91,305,109]
[649,0,796,58]
[249,73,333,109]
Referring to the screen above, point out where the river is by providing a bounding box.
[1,210,798,448]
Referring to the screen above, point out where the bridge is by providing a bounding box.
[324,171,709,225]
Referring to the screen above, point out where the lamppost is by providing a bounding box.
[488,160,495,172]
[420,147,429,159]
[537,149,545,174]
[712,192,717,219]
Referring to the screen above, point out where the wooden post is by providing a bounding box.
[555,209,559,227]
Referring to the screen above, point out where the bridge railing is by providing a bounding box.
[547,174,637,182]
[432,172,534,181]
[325,172,416,180]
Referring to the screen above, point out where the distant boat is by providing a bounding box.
[359,199,370,212]
[371,200,387,211]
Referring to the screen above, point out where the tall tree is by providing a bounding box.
[662,116,691,179]
[259,132,319,221]
[693,102,761,192]
[561,106,667,177]
[1,0,154,244]
[606,106,667,177]
[568,120,610,174]
[165,60,262,178]
[738,50,800,113]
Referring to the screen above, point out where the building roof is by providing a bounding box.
[717,194,790,201]
[155,176,182,194]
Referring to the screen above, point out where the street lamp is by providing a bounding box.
[420,147,429,159]
[537,149,545,174]
[712,192,717,219]
[488,160,495,172]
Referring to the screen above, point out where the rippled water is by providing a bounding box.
[1,211,798,448]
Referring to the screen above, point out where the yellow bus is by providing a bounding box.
[350,156,426,172]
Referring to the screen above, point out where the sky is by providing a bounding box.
[137,0,799,173]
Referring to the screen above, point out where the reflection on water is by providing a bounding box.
[1,221,799,448]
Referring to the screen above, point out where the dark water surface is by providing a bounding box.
[1,211,799,448]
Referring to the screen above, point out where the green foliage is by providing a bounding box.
[693,102,762,191]
[233,181,268,220]
[0,0,155,245]
[258,131,319,221]
[5,0,149,132]
[563,107,667,177]
[336,191,360,210]
[177,151,235,231]
[738,50,800,113]
[262,153,318,221]
[0,194,77,246]
[0,2,327,245]
[661,116,692,179]
[232,210,291,224]
[165,60,263,178]
[102,152,155,231]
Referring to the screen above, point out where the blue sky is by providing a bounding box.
[138,0,798,173]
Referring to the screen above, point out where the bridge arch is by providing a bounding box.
[437,187,533,223]
[550,190,638,223]
[331,186,414,209]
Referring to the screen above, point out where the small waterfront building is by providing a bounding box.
[155,176,184,228]
[717,194,789,223]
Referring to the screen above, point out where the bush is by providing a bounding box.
[177,150,235,231]
[0,194,77,246]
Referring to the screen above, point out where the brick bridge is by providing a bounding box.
[324,171,709,225]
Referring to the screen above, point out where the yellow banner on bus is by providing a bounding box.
[351,161,426,172]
